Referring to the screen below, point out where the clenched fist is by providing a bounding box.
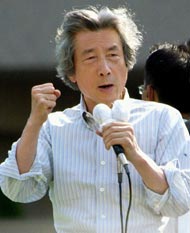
[29,83,61,126]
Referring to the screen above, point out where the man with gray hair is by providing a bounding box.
[0,6,190,233]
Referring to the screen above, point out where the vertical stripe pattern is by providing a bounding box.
[0,97,190,233]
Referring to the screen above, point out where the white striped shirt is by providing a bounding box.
[0,95,190,233]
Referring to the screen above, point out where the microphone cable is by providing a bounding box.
[124,165,132,233]
[117,157,132,233]
[118,164,124,233]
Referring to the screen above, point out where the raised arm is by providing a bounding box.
[16,83,61,174]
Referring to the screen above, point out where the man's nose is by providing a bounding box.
[98,59,111,77]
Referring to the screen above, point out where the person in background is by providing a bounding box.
[139,41,190,132]
[140,41,190,232]
[0,6,190,233]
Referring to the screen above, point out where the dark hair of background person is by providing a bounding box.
[144,40,190,117]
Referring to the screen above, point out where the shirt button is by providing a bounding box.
[100,160,106,165]
[100,187,105,192]
[101,214,106,219]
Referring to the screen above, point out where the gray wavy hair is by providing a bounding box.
[55,6,143,91]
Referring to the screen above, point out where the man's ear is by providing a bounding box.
[69,75,77,83]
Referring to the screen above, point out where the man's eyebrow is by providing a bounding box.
[107,45,120,51]
[81,45,120,56]
[81,48,94,56]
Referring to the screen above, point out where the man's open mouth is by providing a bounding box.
[99,84,113,89]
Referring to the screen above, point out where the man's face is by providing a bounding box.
[70,28,128,113]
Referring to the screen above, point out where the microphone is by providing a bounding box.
[93,103,129,173]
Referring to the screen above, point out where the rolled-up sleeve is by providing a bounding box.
[145,159,190,217]
[0,122,53,203]
[163,161,190,215]
[143,106,190,217]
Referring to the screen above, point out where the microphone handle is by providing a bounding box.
[113,144,124,155]
[113,145,129,168]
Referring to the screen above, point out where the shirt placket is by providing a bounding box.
[95,136,109,232]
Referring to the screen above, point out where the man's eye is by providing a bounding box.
[108,53,120,59]
[87,56,95,60]
[83,56,96,63]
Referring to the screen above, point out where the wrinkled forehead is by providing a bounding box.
[73,29,123,54]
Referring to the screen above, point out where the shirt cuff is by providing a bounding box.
[145,159,190,216]
[144,185,169,214]
[0,141,46,182]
